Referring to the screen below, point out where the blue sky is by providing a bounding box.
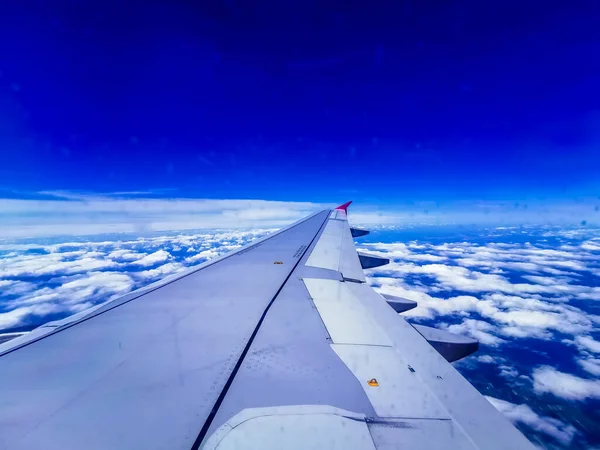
[2,5,599,445]
[0,1,599,233]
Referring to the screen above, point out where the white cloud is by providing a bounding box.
[186,249,222,263]
[477,354,497,364]
[532,366,600,401]
[349,198,600,227]
[575,287,600,301]
[0,194,322,238]
[375,262,571,295]
[575,336,600,353]
[485,396,576,445]
[1,220,595,448]
[581,240,600,251]
[565,336,600,377]
[0,303,63,329]
[3,191,600,238]
[135,263,185,280]
[414,240,597,276]
[7,272,134,309]
[521,275,574,285]
[57,272,134,301]
[108,249,147,261]
[577,358,600,377]
[365,238,599,344]
[0,280,37,295]
[132,250,171,267]
[362,243,447,262]
[0,253,120,277]
[446,319,505,346]
[0,226,278,332]
[372,276,594,339]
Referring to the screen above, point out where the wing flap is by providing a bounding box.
[303,278,392,346]
[331,344,449,419]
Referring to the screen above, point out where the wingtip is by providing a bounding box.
[335,201,353,212]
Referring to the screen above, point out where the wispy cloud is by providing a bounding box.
[350,198,600,227]
[577,358,600,377]
[446,319,506,346]
[533,366,600,401]
[486,396,577,445]
[1,190,599,238]
[565,335,600,377]
[0,191,322,238]
[0,229,271,331]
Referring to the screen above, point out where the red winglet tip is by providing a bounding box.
[335,201,353,212]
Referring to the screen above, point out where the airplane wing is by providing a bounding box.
[0,204,535,450]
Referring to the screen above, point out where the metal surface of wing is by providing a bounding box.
[0,204,535,450]
[0,211,330,450]
[199,204,535,450]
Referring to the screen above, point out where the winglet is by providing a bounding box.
[335,201,353,212]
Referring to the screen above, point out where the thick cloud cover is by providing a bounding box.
[364,235,600,344]
[360,225,600,449]
[1,224,599,449]
[0,229,272,330]
[486,396,576,446]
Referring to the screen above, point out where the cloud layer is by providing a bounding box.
[1,222,599,449]
[486,396,576,446]
[0,191,321,238]
[533,366,600,401]
[0,228,272,330]
[363,232,600,348]
[358,225,600,449]
[1,190,599,238]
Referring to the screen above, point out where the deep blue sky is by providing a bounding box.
[0,1,599,205]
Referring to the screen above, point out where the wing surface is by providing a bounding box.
[0,204,535,450]
[0,210,330,450]
[199,204,536,450]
